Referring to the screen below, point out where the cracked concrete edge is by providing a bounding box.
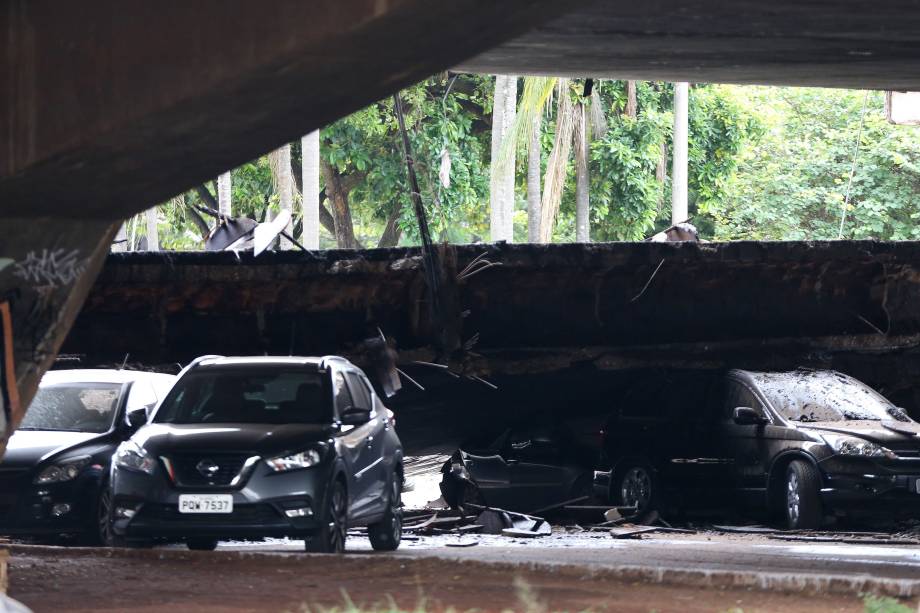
[8,543,920,599]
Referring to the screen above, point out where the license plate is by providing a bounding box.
[178,494,233,514]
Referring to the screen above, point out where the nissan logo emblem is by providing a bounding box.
[196,459,220,478]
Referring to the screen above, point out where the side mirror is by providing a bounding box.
[341,406,371,426]
[126,407,148,430]
[733,406,768,426]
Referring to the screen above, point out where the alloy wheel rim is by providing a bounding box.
[621,467,651,509]
[328,486,346,553]
[787,472,800,524]
[391,479,402,542]
[98,489,112,543]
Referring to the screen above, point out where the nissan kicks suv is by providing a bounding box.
[109,355,403,553]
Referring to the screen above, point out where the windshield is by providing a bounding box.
[154,369,331,425]
[19,383,122,433]
[752,370,909,423]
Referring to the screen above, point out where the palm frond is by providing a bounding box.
[496,76,557,172]
[589,86,608,139]
[539,79,575,243]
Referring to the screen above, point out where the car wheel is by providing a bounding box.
[187,538,219,551]
[368,474,402,551]
[615,463,657,514]
[785,460,822,529]
[95,485,115,546]
[305,480,347,554]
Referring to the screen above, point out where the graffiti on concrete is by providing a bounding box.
[0,301,21,432]
[13,249,87,288]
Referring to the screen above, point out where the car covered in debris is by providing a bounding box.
[0,369,176,543]
[440,426,595,514]
[595,369,920,528]
[109,355,403,553]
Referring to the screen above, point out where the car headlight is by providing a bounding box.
[266,447,324,472]
[34,455,91,484]
[822,435,897,460]
[114,440,156,475]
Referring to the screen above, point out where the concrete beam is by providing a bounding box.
[458,0,920,90]
[0,0,578,221]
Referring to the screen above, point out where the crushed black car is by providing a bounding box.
[440,426,596,514]
[595,369,920,528]
[109,355,403,552]
[0,369,176,543]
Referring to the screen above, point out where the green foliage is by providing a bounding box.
[862,594,914,613]
[706,87,920,241]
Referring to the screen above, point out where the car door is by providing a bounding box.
[344,370,388,515]
[332,370,375,516]
[505,431,581,512]
[719,377,774,506]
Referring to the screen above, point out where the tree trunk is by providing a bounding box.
[320,159,358,249]
[526,115,542,243]
[575,102,590,243]
[671,82,689,224]
[489,74,517,243]
[271,144,295,249]
[217,172,232,217]
[377,200,403,248]
[145,207,159,251]
[626,80,638,118]
[301,131,320,249]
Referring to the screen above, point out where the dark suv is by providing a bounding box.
[109,355,403,552]
[595,369,920,528]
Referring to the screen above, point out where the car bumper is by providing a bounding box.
[111,461,333,539]
[0,468,103,536]
[818,456,920,514]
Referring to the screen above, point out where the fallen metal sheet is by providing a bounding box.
[712,525,782,534]
[767,534,920,546]
[502,527,550,538]
[444,540,479,547]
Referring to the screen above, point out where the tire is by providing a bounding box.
[368,473,402,551]
[305,479,347,554]
[187,538,219,551]
[95,484,115,546]
[785,460,823,529]
[613,463,658,514]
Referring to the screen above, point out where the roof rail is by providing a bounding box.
[319,355,350,369]
[184,354,225,370]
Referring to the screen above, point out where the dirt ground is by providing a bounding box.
[7,548,904,613]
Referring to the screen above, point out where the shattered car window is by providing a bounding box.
[20,383,122,433]
[750,370,907,423]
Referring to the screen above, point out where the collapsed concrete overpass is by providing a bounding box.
[56,241,920,450]
[4,0,920,450]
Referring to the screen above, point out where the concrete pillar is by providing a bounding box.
[671,82,689,224]
[0,221,118,456]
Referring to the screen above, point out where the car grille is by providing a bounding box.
[137,503,281,524]
[168,454,254,487]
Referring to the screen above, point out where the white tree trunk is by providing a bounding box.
[217,172,232,217]
[526,115,541,243]
[489,75,517,243]
[575,102,590,243]
[112,222,128,252]
[301,131,320,249]
[276,144,294,249]
[145,207,159,251]
[671,82,689,224]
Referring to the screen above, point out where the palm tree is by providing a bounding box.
[217,172,232,217]
[269,144,295,249]
[489,75,517,242]
[301,131,320,249]
[500,78,607,243]
[145,207,159,251]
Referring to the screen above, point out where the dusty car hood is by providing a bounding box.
[134,423,334,456]
[798,420,920,453]
[0,430,104,469]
